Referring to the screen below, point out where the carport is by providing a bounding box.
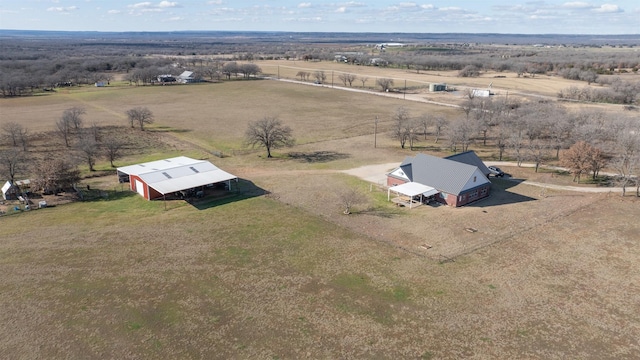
[387,182,439,209]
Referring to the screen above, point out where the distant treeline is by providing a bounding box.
[0,31,639,104]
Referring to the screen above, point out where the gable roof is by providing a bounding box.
[117,156,237,196]
[179,71,194,79]
[117,156,203,176]
[397,153,489,195]
[139,161,236,195]
[445,151,491,176]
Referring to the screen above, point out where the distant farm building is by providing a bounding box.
[178,71,198,83]
[429,83,447,92]
[116,156,237,201]
[471,89,491,97]
[2,179,30,200]
[157,74,176,83]
[95,81,107,87]
[370,58,389,66]
[387,152,491,207]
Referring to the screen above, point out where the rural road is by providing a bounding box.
[343,161,626,193]
[265,76,462,109]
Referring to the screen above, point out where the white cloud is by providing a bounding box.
[207,0,223,4]
[594,4,622,13]
[298,2,311,8]
[47,6,79,12]
[399,2,418,8]
[128,1,180,10]
[439,7,463,12]
[158,1,179,8]
[108,10,121,14]
[420,4,435,10]
[129,2,152,9]
[336,6,346,13]
[562,2,592,9]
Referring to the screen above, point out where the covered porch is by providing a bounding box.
[387,182,439,209]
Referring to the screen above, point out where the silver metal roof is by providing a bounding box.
[117,156,237,195]
[399,153,490,195]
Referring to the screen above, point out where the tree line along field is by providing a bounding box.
[1,64,640,358]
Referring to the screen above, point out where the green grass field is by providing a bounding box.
[1,77,639,359]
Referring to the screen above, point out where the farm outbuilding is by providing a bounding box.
[2,179,30,200]
[116,156,237,201]
[429,83,447,92]
[387,152,491,207]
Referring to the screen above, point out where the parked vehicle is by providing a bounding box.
[488,166,505,177]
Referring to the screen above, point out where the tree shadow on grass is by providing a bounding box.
[408,145,445,152]
[189,179,269,210]
[148,126,192,134]
[288,151,350,163]
[78,188,139,202]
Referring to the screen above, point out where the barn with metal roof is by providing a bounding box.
[117,156,237,200]
[387,152,491,207]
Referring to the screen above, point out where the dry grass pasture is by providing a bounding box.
[1,76,640,359]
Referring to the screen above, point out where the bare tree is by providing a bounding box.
[126,107,154,131]
[313,71,326,84]
[222,62,238,79]
[240,63,261,78]
[0,147,27,183]
[33,157,80,194]
[376,78,394,92]
[418,114,431,140]
[390,107,411,149]
[338,187,366,215]
[296,71,308,81]
[56,116,72,147]
[245,116,295,158]
[527,139,547,173]
[62,106,86,130]
[89,122,101,142]
[458,65,480,77]
[359,76,369,88]
[432,116,448,144]
[76,136,100,171]
[612,122,640,196]
[103,136,125,167]
[2,122,24,147]
[338,73,357,87]
[448,117,475,152]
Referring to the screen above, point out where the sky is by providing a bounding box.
[0,0,639,34]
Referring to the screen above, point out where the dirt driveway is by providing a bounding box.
[341,162,399,185]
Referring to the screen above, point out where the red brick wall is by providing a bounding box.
[387,176,408,187]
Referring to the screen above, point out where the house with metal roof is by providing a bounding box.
[117,156,237,200]
[387,153,491,207]
[445,151,492,177]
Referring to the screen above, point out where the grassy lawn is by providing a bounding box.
[1,75,639,359]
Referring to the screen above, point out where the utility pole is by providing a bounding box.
[374,116,379,148]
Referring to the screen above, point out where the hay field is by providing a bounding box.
[1,79,640,359]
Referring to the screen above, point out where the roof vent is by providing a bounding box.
[162,172,172,179]
[190,166,200,173]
